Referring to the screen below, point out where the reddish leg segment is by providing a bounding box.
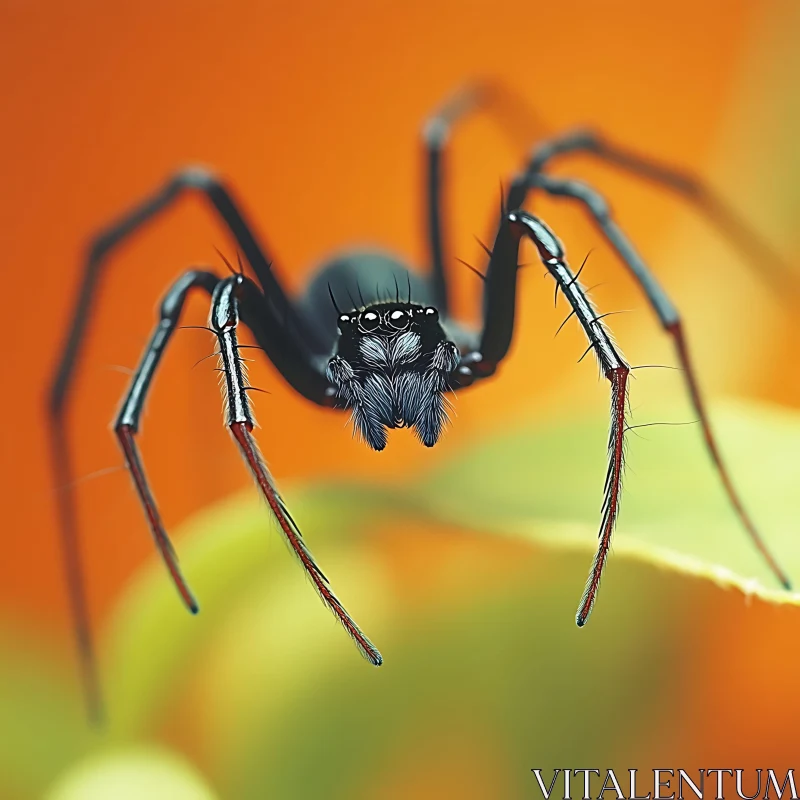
[211,275,383,666]
[229,421,382,665]
[578,366,629,625]
[506,211,631,625]
[113,270,221,615]
[667,320,791,588]
[115,426,199,613]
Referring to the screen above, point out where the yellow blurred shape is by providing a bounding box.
[46,746,219,800]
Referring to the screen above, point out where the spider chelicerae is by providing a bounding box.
[49,84,791,720]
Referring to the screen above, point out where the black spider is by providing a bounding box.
[49,84,792,721]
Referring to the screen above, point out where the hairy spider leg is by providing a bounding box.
[421,192,629,620]
[422,81,551,320]
[115,269,221,619]
[506,211,630,625]
[210,276,382,666]
[423,84,487,318]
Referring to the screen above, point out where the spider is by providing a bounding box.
[49,84,792,721]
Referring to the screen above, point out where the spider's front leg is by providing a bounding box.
[506,212,630,625]
[61,267,221,721]
[211,276,383,666]
[457,210,630,625]
[115,269,223,616]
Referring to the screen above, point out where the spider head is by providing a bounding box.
[326,302,460,451]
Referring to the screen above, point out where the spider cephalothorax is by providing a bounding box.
[326,303,460,450]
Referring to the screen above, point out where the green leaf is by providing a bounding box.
[409,398,800,593]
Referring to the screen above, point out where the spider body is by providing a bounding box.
[278,250,474,449]
[49,84,791,721]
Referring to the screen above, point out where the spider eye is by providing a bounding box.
[387,309,410,330]
[424,307,439,320]
[337,314,352,330]
[360,310,380,331]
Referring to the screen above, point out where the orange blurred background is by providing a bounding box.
[2,0,798,690]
